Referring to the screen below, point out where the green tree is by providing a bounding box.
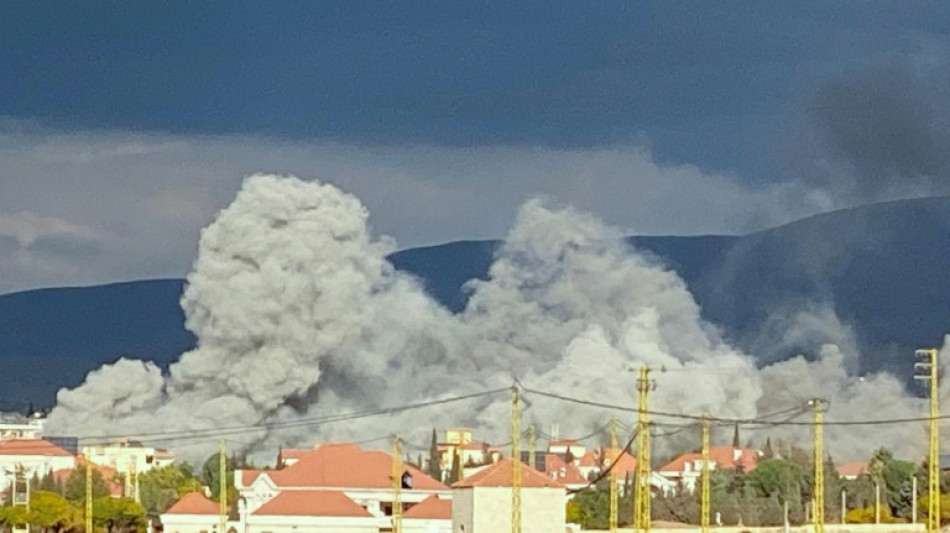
[710,470,743,525]
[746,459,803,504]
[93,497,146,533]
[426,429,441,481]
[138,464,202,515]
[762,438,774,460]
[27,491,79,533]
[0,506,29,530]
[64,469,111,504]
[38,471,59,494]
[868,448,918,519]
[446,449,461,484]
[200,453,235,505]
[653,482,698,524]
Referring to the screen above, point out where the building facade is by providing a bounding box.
[452,458,566,533]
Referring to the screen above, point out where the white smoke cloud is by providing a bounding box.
[44,175,944,465]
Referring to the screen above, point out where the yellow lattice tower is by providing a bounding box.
[810,399,826,533]
[634,367,653,533]
[128,458,139,502]
[528,424,537,471]
[609,417,618,533]
[915,348,940,533]
[219,439,227,533]
[701,412,710,533]
[392,436,403,533]
[511,385,522,533]
[85,463,93,533]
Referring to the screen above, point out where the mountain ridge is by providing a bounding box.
[3,197,950,407]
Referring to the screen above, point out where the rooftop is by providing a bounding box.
[252,490,371,518]
[267,443,447,490]
[0,439,72,457]
[454,459,565,489]
[164,492,219,515]
[837,462,868,478]
[404,495,452,520]
[658,446,758,474]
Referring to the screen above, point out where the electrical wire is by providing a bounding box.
[567,427,638,495]
[77,386,510,445]
[520,385,950,427]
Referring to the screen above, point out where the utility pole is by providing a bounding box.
[219,439,227,533]
[391,436,403,533]
[528,425,537,471]
[915,348,940,533]
[85,463,93,533]
[10,465,31,533]
[126,457,139,503]
[809,398,827,533]
[840,490,846,525]
[701,412,710,533]
[635,367,654,533]
[511,385,522,533]
[913,476,918,524]
[609,417,618,533]
[875,480,881,525]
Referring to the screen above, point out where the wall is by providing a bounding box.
[0,454,76,489]
[576,525,927,533]
[452,487,565,533]
[245,514,376,533]
[159,514,220,533]
[451,488,475,533]
[403,518,451,533]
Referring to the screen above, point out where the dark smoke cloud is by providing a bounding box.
[810,57,950,200]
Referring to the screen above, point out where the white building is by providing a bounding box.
[82,439,175,481]
[0,439,76,492]
[452,458,566,533]
[160,442,449,533]
[657,446,760,492]
[160,492,224,533]
[403,495,452,533]
[0,416,45,441]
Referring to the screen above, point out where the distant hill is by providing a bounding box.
[2,197,949,406]
[0,279,195,410]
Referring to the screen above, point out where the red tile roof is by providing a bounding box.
[241,469,262,486]
[543,454,588,486]
[0,439,72,457]
[578,449,600,468]
[658,446,758,474]
[53,465,123,497]
[253,491,371,517]
[267,443,447,490]
[454,459,565,488]
[404,495,452,520]
[164,492,219,515]
[603,448,637,478]
[837,462,868,478]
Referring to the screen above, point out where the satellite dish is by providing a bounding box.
[402,471,414,489]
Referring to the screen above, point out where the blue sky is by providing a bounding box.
[2,2,950,292]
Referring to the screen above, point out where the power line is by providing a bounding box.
[63,386,510,446]
[568,427,639,495]
[520,385,950,427]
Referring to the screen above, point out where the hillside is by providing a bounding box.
[2,197,949,406]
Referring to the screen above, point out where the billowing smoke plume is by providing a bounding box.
[45,175,946,464]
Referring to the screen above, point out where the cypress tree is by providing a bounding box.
[427,428,442,481]
[732,422,740,448]
[763,437,774,459]
[448,449,462,484]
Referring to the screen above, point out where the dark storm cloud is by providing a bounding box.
[810,58,950,199]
